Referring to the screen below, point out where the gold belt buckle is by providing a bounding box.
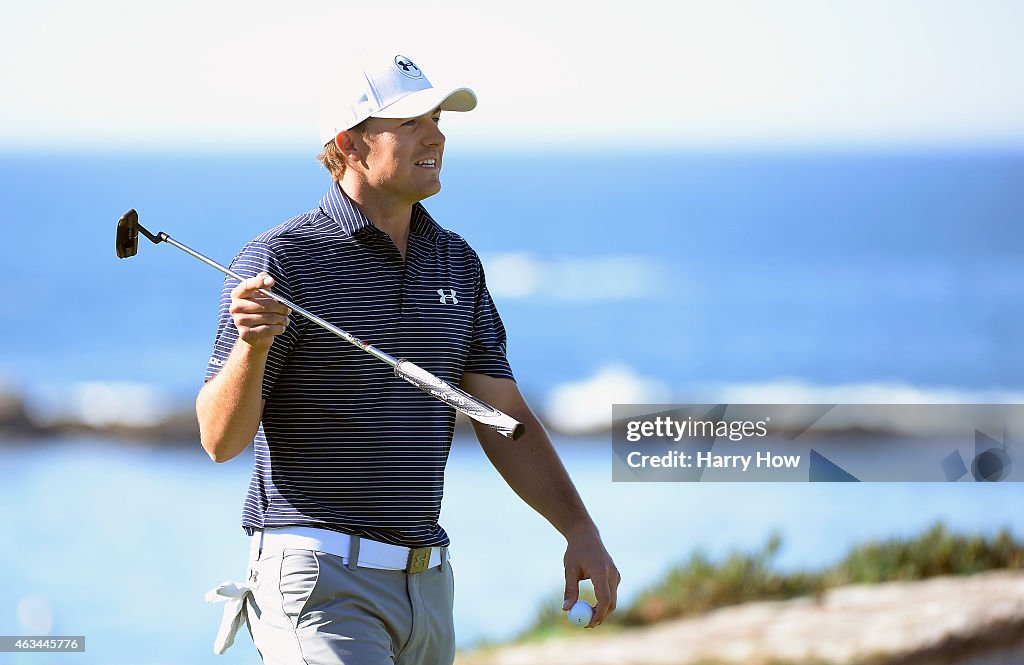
[406,547,433,574]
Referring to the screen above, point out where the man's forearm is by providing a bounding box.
[196,339,269,463]
[473,406,598,541]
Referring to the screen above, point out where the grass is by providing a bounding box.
[516,522,1024,641]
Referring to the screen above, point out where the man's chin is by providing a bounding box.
[419,181,442,200]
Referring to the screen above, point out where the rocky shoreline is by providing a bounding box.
[0,388,199,443]
[0,387,528,444]
[456,570,1024,665]
[3,381,1014,446]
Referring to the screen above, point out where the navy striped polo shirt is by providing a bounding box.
[204,183,514,548]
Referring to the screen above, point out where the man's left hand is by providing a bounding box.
[562,528,620,628]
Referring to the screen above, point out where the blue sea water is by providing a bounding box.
[1,148,1024,663]
[2,437,1023,665]
[1,148,1023,405]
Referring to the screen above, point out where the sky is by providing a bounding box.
[1,0,1023,150]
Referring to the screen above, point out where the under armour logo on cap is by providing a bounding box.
[394,55,423,79]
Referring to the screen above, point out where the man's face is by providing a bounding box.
[354,108,446,204]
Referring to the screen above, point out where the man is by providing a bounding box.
[198,51,619,664]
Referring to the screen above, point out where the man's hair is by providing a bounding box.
[317,140,346,182]
[316,121,367,182]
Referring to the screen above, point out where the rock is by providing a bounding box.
[457,570,1024,665]
[0,389,35,435]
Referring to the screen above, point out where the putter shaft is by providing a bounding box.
[162,234,399,368]
[119,212,525,439]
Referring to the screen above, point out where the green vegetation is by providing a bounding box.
[619,532,822,626]
[518,522,1024,641]
[829,523,1024,584]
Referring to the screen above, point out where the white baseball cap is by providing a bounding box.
[317,51,477,146]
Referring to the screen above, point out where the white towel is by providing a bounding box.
[204,581,253,655]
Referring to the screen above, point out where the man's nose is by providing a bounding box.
[425,123,445,146]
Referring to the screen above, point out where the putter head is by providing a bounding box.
[116,209,140,259]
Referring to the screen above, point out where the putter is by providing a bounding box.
[115,209,526,440]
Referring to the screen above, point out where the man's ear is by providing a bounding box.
[335,130,363,165]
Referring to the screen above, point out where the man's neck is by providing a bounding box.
[339,178,413,259]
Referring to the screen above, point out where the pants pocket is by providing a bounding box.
[278,549,321,629]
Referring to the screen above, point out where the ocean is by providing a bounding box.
[2,437,1024,665]
[1,148,1023,663]
[2,148,1023,417]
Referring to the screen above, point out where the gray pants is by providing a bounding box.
[245,547,456,665]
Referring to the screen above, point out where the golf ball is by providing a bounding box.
[567,601,593,627]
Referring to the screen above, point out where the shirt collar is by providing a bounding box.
[319,182,443,241]
[319,182,373,236]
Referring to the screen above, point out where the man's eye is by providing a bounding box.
[432,116,441,124]
[402,120,416,127]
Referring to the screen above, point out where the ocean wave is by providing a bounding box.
[25,381,175,428]
[541,371,1024,436]
[542,363,672,434]
[481,253,670,302]
[701,379,1024,405]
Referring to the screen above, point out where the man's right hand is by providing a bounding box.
[229,272,292,351]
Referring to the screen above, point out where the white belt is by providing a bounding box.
[250,526,449,572]
[205,527,449,655]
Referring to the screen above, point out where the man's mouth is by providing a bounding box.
[415,158,437,169]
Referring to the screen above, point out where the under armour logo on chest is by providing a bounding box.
[437,289,459,305]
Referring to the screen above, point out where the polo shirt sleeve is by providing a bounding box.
[464,254,515,380]
[203,240,301,400]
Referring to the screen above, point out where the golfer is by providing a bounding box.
[197,51,619,664]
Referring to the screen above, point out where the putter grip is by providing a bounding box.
[395,360,525,440]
